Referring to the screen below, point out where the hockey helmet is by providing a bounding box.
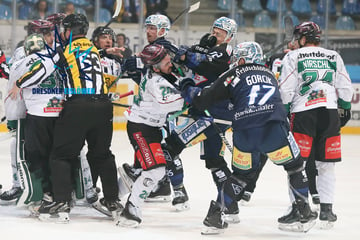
[140,44,167,66]
[46,13,66,27]
[232,41,263,65]
[92,26,116,44]
[24,33,45,55]
[293,21,321,44]
[25,19,54,35]
[211,16,237,42]
[145,14,171,38]
[62,13,89,35]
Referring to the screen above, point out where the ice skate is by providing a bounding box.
[172,186,190,211]
[92,198,123,219]
[37,196,71,224]
[224,201,240,224]
[311,194,320,211]
[117,163,141,193]
[239,191,252,206]
[116,201,142,228]
[278,200,317,233]
[85,187,99,204]
[0,186,23,204]
[319,203,337,230]
[145,176,171,202]
[201,200,228,235]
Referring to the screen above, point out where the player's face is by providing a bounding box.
[116,35,125,47]
[146,25,158,43]
[43,31,54,46]
[97,34,113,49]
[211,27,227,45]
[158,54,172,74]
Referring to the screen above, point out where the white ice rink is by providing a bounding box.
[0,131,359,240]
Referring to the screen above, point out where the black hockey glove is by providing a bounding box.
[338,108,351,127]
[199,33,216,48]
[179,77,195,91]
[156,38,178,55]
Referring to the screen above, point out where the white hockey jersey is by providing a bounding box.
[9,50,63,117]
[279,46,353,113]
[125,70,184,127]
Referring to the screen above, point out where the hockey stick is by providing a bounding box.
[263,16,294,60]
[172,1,200,24]
[204,110,233,153]
[104,0,122,28]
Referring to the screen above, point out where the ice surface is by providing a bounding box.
[0,131,359,239]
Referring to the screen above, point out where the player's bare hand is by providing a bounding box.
[106,47,125,58]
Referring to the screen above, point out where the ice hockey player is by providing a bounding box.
[180,41,318,234]
[278,21,353,230]
[116,44,184,227]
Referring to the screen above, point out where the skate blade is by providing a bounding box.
[224,214,240,224]
[91,201,113,218]
[38,212,70,224]
[116,216,140,228]
[319,220,334,230]
[145,195,171,203]
[28,204,40,217]
[201,226,225,235]
[278,219,316,233]
[173,201,190,212]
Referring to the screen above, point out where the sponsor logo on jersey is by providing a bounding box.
[305,89,327,106]
[267,145,292,164]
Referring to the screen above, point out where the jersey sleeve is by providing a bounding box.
[278,51,298,108]
[334,53,353,109]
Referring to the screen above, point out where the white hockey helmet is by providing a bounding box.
[145,14,171,38]
[24,33,45,56]
[232,41,263,65]
[211,16,237,42]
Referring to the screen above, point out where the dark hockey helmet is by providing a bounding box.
[24,33,45,55]
[46,13,66,27]
[62,13,89,35]
[293,21,321,44]
[140,44,167,66]
[92,26,116,44]
[25,19,54,35]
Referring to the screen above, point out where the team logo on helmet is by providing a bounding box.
[145,14,171,38]
[212,16,238,42]
[232,41,263,64]
[24,33,45,55]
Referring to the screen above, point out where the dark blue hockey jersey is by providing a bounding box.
[191,63,288,130]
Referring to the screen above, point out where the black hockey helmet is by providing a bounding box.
[140,44,167,66]
[62,13,89,35]
[293,21,321,44]
[25,19,54,35]
[92,26,116,44]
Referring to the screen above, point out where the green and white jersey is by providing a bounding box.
[279,46,353,113]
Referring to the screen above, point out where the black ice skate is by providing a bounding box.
[92,197,123,219]
[117,163,141,194]
[319,203,337,229]
[38,196,71,223]
[145,176,171,202]
[224,200,240,224]
[85,187,99,204]
[0,186,23,203]
[201,200,228,235]
[172,185,190,211]
[116,201,142,228]
[278,199,317,233]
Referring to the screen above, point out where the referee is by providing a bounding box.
[18,13,122,222]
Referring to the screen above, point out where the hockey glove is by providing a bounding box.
[123,56,144,73]
[181,86,201,105]
[7,120,17,131]
[199,33,217,48]
[179,77,195,91]
[156,38,178,55]
[338,108,351,127]
[174,45,189,64]
[190,45,209,54]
